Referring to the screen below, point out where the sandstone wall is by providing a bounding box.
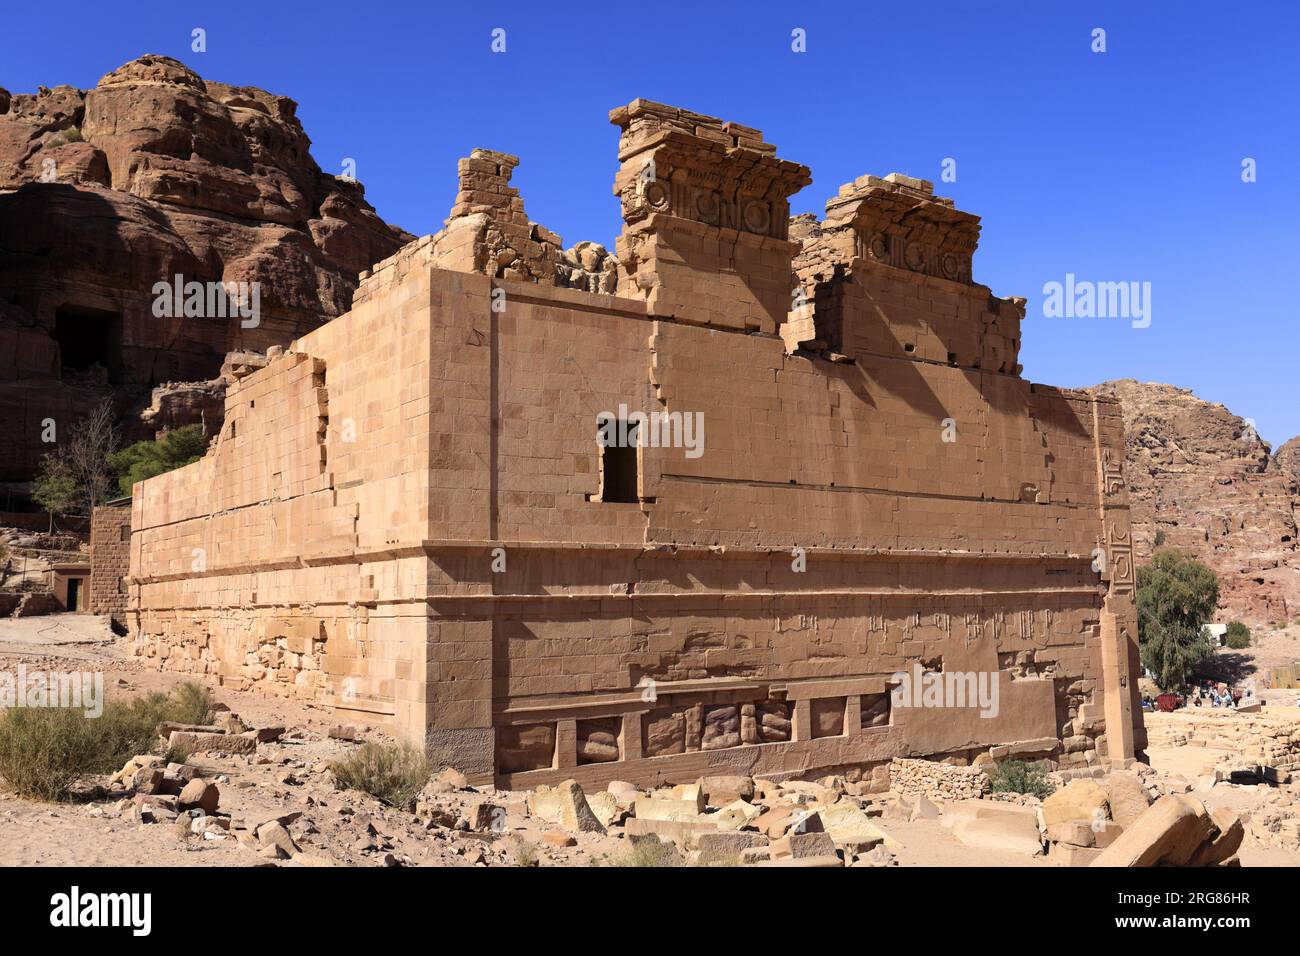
[88,503,131,625]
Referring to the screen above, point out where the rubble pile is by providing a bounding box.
[889,758,989,801]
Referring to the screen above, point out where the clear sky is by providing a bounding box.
[5,1,1297,444]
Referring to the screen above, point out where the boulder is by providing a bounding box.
[177,779,219,814]
[1042,779,1110,827]
[256,821,301,857]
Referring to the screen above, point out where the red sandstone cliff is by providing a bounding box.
[0,55,412,483]
[1084,380,1300,625]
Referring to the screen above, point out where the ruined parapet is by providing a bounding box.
[439,149,560,283]
[610,99,811,333]
[557,241,618,295]
[788,173,1023,372]
[805,173,980,285]
[355,148,619,301]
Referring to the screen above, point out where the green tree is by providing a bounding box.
[1136,548,1219,692]
[1225,620,1252,649]
[108,424,208,496]
[31,449,78,533]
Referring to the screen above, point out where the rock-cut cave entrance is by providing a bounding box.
[53,303,123,384]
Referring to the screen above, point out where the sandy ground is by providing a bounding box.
[0,613,1297,867]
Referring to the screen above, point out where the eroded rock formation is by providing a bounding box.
[0,54,411,483]
[1084,380,1300,623]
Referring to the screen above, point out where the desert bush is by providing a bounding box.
[0,708,106,801]
[0,681,213,801]
[328,742,430,808]
[1224,620,1252,650]
[607,835,684,867]
[987,759,1054,799]
[504,835,538,867]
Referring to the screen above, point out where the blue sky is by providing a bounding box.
[5,1,1297,443]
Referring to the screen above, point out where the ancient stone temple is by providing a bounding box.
[126,99,1145,788]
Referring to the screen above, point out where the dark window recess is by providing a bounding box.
[53,304,122,383]
[600,421,639,503]
[120,525,130,542]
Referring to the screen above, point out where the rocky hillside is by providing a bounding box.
[1085,380,1300,624]
[0,55,412,482]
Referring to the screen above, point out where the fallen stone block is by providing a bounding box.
[1104,770,1151,828]
[770,830,838,860]
[607,780,639,807]
[167,730,257,755]
[1045,821,1095,847]
[624,816,717,848]
[634,795,710,824]
[698,774,755,806]
[1186,807,1245,867]
[1094,822,1125,848]
[586,791,624,828]
[1091,795,1216,867]
[712,799,762,831]
[947,802,1044,856]
[663,782,707,812]
[1052,842,1103,867]
[697,830,767,862]
[157,722,223,738]
[528,779,605,834]
[911,795,942,821]
[811,800,898,853]
[1262,765,1291,785]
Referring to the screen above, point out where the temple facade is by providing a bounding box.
[126,99,1145,788]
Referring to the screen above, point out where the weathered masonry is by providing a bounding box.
[127,100,1145,788]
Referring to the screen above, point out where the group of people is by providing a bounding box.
[1140,679,1252,712]
[1190,680,1240,708]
